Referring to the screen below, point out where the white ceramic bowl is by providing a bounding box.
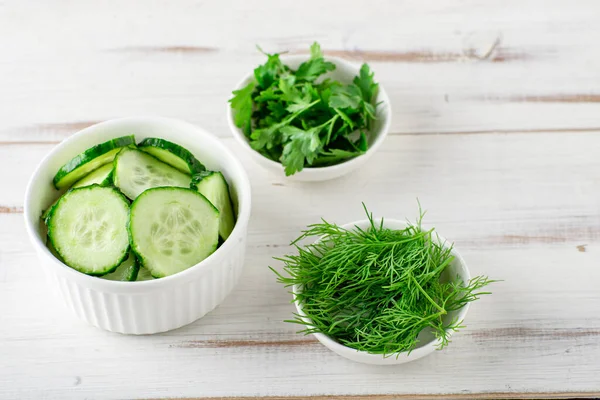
[24,117,252,334]
[227,55,392,182]
[293,219,471,365]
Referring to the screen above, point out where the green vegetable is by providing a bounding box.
[272,204,494,355]
[112,147,191,200]
[129,187,220,278]
[47,185,130,276]
[101,252,140,281]
[191,171,236,241]
[52,135,135,189]
[229,42,380,176]
[138,137,206,174]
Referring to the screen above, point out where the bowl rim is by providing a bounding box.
[291,218,471,361]
[226,54,392,176]
[23,116,252,291]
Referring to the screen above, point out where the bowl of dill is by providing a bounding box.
[227,42,391,181]
[273,206,494,365]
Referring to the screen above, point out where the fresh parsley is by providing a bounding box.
[229,42,380,176]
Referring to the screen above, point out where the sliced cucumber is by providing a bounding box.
[191,171,236,241]
[46,235,63,261]
[41,200,58,222]
[102,252,139,281]
[72,163,114,188]
[138,138,205,174]
[136,266,155,281]
[113,147,191,200]
[53,135,135,189]
[129,187,219,278]
[47,185,130,275]
[41,163,115,221]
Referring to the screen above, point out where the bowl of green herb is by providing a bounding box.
[228,43,391,181]
[273,206,493,365]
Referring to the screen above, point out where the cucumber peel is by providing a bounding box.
[113,147,191,200]
[129,187,219,278]
[192,171,236,240]
[102,253,139,281]
[138,137,205,174]
[53,135,135,189]
[47,185,131,275]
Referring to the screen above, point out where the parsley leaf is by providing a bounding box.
[250,123,283,151]
[353,63,378,103]
[229,81,256,136]
[310,41,324,59]
[311,148,362,167]
[254,49,285,89]
[329,84,363,110]
[355,131,368,152]
[295,42,336,82]
[229,42,381,176]
[280,125,323,175]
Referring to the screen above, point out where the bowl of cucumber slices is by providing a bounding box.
[24,116,251,334]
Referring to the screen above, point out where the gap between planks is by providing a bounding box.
[475,94,600,103]
[150,391,600,400]
[2,126,600,146]
[106,43,538,64]
[108,46,218,54]
[170,327,600,350]
[5,201,597,253]
[290,46,528,63]
[0,206,23,213]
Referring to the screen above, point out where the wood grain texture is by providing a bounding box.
[0,206,23,214]
[2,133,600,399]
[165,395,600,400]
[2,0,600,399]
[1,0,600,143]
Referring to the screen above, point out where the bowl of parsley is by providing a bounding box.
[227,43,391,181]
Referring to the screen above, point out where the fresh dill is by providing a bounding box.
[271,204,494,355]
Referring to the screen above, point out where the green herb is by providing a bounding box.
[271,205,494,356]
[229,42,380,176]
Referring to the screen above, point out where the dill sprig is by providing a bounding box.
[271,205,494,356]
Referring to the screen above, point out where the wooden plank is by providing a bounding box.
[2,132,600,398]
[165,395,600,400]
[3,220,600,398]
[3,1,600,397]
[3,132,600,246]
[1,1,600,142]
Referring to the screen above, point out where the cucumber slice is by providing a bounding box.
[72,163,114,188]
[43,162,116,221]
[191,171,236,241]
[46,235,63,261]
[113,147,191,200]
[47,185,130,275]
[41,200,58,222]
[136,266,155,281]
[41,163,114,222]
[129,187,219,278]
[102,252,139,281]
[53,135,135,189]
[138,138,205,174]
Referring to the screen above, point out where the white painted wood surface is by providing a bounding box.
[1,1,600,398]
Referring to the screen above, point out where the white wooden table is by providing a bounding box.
[2,1,600,398]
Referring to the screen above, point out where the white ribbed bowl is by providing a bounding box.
[293,219,471,365]
[24,117,252,334]
[227,55,392,182]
